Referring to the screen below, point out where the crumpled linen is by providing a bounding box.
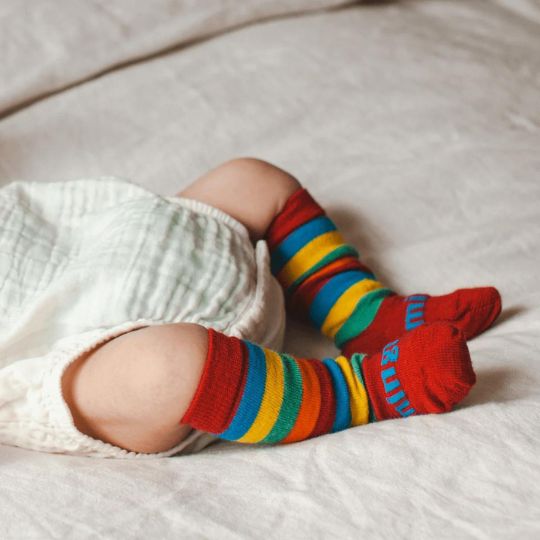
[0,0,539,538]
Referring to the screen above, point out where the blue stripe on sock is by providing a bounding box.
[309,270,376,329]
[270,216,336,275]
[219,341,267,441]
[323,358,352,432]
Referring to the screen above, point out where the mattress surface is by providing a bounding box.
[0,1,539,538]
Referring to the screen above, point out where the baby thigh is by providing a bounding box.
[62,323,208,454]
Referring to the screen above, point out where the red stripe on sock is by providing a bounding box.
[265,188,325,250]
[308,359,337,438]
[181,329,248,433]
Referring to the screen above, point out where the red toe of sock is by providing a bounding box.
[361,323,475,421]
[427,286,502,340]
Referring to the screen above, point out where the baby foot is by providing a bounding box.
[341,286,501,357]
[356,322,475,421]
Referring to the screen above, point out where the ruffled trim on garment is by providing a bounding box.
[163,195,251,241]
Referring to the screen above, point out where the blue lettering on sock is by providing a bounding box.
[386,389,406,405]
[379,338,417,418]
[400,406,416,417]
[381,340,399,365]
[405,295,428,330]
[407,294,428,302]
[381,367,400,392]
[395,399,411,414]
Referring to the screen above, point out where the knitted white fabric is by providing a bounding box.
[0,177,285,458]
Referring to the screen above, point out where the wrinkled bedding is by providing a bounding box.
[1,0,539,538]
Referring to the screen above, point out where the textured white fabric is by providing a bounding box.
[0,177,285,457]
[0,0,539,538]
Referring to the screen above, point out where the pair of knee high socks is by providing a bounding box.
[180,188,501,444]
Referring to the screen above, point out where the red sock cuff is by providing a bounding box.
[265,188,325,250]
[181,328,248,433]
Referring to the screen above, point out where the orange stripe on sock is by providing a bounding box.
[281,358,322,443]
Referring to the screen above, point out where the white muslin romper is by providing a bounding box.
[0,177,286,458]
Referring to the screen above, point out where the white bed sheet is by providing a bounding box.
[1,0,539,538]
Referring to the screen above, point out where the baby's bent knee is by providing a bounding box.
[217,157,301,199]
[63,322,209,454]
[121,323,208,423]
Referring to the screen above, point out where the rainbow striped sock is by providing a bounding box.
[265,188,393,346]
[181,328,371,444]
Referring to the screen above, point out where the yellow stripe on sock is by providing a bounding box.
[236,348,285,443]
[277,231,345,287]
[335,355,369,426]
[321,279,385,339]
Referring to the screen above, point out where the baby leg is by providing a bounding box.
[179,157,501,355]
[264,184,502,355]
[178,157,301,241]
[63,321,475,453]
[62,323,209,454]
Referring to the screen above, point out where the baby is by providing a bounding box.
[0,158,501,457]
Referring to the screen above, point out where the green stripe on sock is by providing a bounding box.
[350,353,367,387]
[334,287,394,348]
[288,245,359,293]
[261,354,304,443]
[350,353,376,423]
